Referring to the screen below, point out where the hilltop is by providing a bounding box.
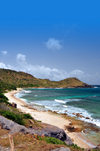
[0,68,91,91]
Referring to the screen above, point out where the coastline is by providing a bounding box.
[4,88,97,149]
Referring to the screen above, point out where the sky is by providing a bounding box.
[0,0,100,84]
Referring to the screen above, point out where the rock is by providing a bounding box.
[0,146,10,151]
[69,122,73,126]
[40,124,73,145]
[75,113,84,118]
[51,147,70,151]
[72,112,84,118]
[0,115,30,133]
[65,125,81,133]
[66,125,76,132]
[85,117,90,119]
[11,103,17,108]
[95,144,100,149]
[0,115,73,145]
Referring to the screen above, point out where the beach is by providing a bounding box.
[4,88,96,149]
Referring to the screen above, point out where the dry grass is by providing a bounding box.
[0,130,66,151]
[0,129,99,151]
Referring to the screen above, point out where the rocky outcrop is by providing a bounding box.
[0,115,73,145]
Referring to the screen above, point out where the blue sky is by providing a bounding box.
[0,0,100,84]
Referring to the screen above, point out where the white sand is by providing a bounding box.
[4,89,95,149]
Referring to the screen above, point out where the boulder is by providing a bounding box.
[39,124,73,145]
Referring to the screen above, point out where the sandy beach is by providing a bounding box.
[4,88,96,149]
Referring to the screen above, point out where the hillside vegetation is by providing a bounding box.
[0,68,91,90]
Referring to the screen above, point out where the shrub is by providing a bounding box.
[38,136,66,145]
[0,110,24,125]
[0,93,9,104]
[23,113,33,119]
[69,144,82,150]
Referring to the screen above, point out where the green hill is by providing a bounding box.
[0,68,91,91]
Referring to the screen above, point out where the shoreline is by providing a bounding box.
[4,88,97,149]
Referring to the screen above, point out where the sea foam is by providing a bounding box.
[54,99,66,104]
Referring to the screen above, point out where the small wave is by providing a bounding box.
[20,98,27,102]
[45,106,51,109]
[15,92,25,98]
[31,102,43,106]
[63,105,67,108]
[23,90,32,94]
[92,95,97,98]
[54,99,66,104]
[54,88,63,89]
[34,94,38,97]
[65,98,81,103]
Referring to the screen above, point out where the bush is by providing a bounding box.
[23,113,33,119]
[0,93,9,104]
[38,136,66,145]
[0,110,24,125]
[69,144,83,150]
[0,81,16,93]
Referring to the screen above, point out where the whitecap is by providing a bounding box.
[54,99,66,104]
[23,90,32,93]
[63,105,67,108]
[14,92,25,98]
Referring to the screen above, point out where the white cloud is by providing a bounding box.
[0,62,12,69]
[15,54,85,81]
[1,51,8,55]
[45,38,62,50]
[15,53,67,80]
[16,53,26,62]
[69,70,84,76]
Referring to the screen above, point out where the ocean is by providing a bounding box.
[15,87,100,128]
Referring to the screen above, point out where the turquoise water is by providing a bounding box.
[15,87,100,127]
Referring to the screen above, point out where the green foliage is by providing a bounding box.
[38,136,66,145]
[0,110,25,125]
[69,144,83,150]
[0,80,16,93]
[92,149,100,151]
[0,100,33,125]
[23,113,33,119]
[0,93,9,104]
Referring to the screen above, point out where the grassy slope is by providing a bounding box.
[0,68,91,89]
